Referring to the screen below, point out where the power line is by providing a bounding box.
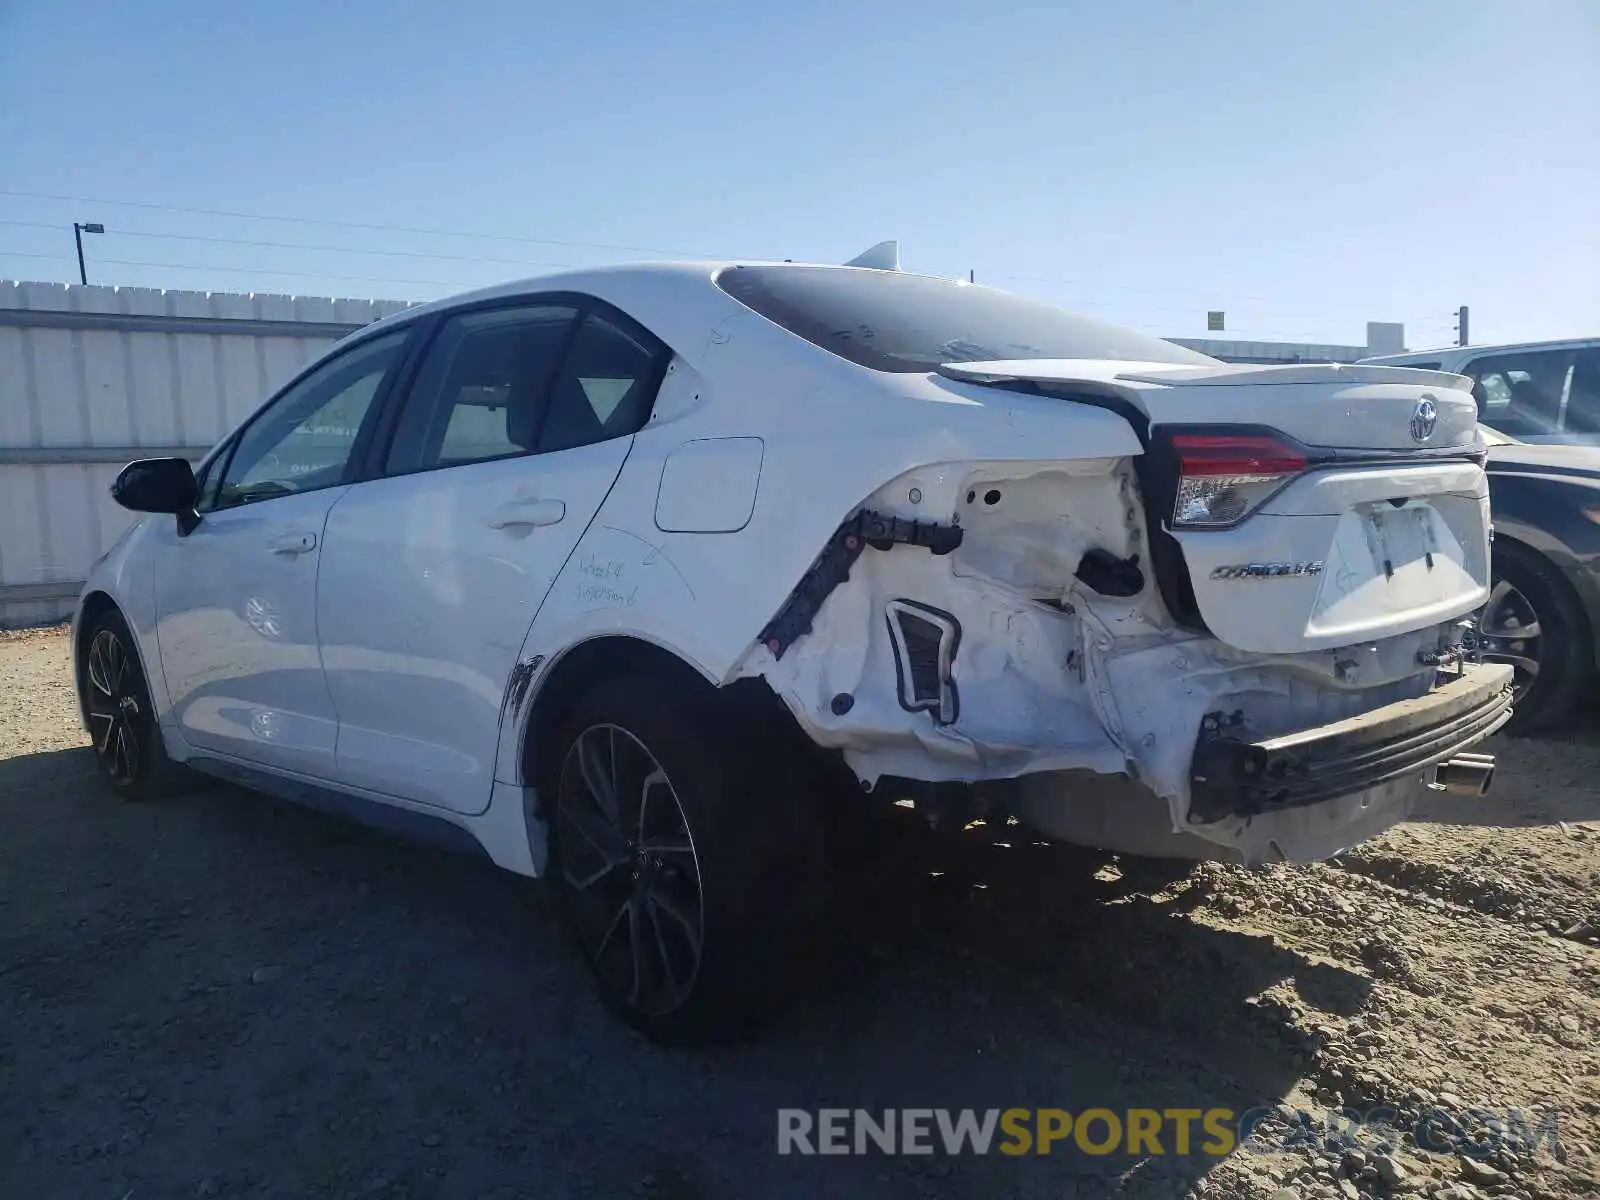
[0,190,1475,342]
[1,196,1386,334]
[0,192,1329,314]
[0,205,1422,343]
[94,257,474,290]
[0,188,714,258]
[1000,270,1278,306]
[0,247,472,290]
[0,229,1296,326]
[0,218,584,269]
[995,271,1403,334]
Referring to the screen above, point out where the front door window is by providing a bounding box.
[213,332,408,508]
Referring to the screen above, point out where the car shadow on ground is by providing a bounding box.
[0,748,1365,1199]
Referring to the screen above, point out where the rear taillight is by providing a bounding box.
[1171,433,1307,528]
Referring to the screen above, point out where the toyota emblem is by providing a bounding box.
[1410,396,1438,443]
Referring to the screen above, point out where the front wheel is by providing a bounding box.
[82,610,175,800]
[1479,541,1592,734]
[545,676,822,1041]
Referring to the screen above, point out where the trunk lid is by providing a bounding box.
[939,359,1480,452]
[938,359,1491,654]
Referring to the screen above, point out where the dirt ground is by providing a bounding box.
[1,624,1597,1200]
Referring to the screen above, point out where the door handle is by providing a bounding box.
[484,498,566,530]
[268,531,317,556]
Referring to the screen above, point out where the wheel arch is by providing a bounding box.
[518,635,716,802]
[1491,529,1600,675]
[515,634,801,812]
[73,590,123,726]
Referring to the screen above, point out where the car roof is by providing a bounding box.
[356,258,959,370]
[1360,335,1599,366]
[366,258,975,324]
[364,260,730,327]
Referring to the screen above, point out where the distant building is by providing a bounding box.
[1173,321,1407,365]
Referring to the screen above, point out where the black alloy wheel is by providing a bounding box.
[86,625,145,787]
[556,722,705,1019]
[544,675,826,1041]
[1478,577,1544,704]
[1477,541,1592,734]
[82,611,172,798]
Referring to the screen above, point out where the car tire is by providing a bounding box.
[81,609,177,801]
[1483,540,1592,734]
[544,675,824,1042]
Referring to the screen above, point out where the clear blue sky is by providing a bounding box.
[2,0,1595,348]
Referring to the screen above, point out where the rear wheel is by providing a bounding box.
[545,676,823,1041]
[1479,541,1591,734]
[82,610,174,800]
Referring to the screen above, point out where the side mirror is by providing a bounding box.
[112,457,199,515]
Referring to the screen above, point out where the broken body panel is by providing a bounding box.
[741,359,1506,864]
[426,263,1505,869]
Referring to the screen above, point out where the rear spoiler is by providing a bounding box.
[938,359,1474,393]
[1115,362,1474,391]
[843,240,900,271]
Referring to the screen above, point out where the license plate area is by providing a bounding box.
[1361,501,1445,581]
[1308,499,1479,640]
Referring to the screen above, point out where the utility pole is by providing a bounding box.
[969,269,975,283]
[73,222,104,285]
[1454,305,1470,347]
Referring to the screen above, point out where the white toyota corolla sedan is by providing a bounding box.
[76,247,1512,1037]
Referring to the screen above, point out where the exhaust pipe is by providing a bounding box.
[1433,751,1496,796]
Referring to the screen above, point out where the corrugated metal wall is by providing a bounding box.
[0,281,411,626]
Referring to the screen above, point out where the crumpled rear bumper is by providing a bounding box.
[1187,662,1514,824]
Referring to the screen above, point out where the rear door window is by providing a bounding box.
[381,304,579,474]
[1566,348,1600,434]
[1462,349,1577,438]
[535,312,665,453]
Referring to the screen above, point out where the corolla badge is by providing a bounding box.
[1410,396,1438,443]
[1210,561,1324,580]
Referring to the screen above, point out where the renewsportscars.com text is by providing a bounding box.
[777,1107,1564,1158]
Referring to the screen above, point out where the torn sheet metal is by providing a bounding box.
[748,458,1458,856]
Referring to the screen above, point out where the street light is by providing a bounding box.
[73,222,104,285]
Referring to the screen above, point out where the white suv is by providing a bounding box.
[1361,337,1600,445]
[78,251,1511,1037]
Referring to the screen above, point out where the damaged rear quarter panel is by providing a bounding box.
[749,447,1460,857]
[754,452,1174,783]
[492,333,1463,865]
[492,339,1147,785]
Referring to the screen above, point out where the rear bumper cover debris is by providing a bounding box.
[1188,662,1514,823]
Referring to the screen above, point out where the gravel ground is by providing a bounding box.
[1,625,1597,1199]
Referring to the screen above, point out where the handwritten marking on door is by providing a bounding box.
[577,582,639,609]
[578,555,626,581]
[595,525,697,600]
